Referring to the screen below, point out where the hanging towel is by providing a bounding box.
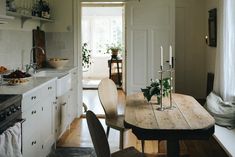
[0,122,22,157]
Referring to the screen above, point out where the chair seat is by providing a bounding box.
[111,146,144,157]
[106,115,126,131]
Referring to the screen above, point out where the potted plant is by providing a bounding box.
[141,78,171,103]
[106,43,123,56]
[82,43,92,70]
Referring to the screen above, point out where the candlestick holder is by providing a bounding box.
[167,66,175,109]
[157,66,165,111]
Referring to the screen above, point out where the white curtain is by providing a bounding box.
[214,0,235,102]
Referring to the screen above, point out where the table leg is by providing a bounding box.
[167,139,179,157]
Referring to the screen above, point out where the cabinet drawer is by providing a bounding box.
[22,105,41,140]
[41,81,56,102]
[22,134,41,157]
[22,89,43,112]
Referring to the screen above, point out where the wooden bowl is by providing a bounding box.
[48,58,69,69]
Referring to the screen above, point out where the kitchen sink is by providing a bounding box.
[34,70,71,97]
[33,70,66,78]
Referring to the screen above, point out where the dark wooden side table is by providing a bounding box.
[108,55,122,86]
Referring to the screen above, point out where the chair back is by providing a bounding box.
[86,110,111,157]
[98,78,118,118]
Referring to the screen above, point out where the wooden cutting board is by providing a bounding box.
[33,27,46,68]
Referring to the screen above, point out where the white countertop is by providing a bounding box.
[39,66,78,73]
[0,66,78,96]
[0,77,57,95]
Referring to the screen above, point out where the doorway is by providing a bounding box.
[81,2,125,115]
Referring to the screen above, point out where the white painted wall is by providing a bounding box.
[44,0,73,32]
[0,8,41,70]
[175,0,207,99]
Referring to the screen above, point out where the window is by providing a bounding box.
[82,7,123,56]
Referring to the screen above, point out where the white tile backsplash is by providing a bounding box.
[0,30,74,70]
[0,30,31,70]
[45,32,74,67]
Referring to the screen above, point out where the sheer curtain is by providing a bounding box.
[214,0,235,102]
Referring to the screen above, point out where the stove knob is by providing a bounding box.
[0,113,6,121]
[11,107,17,113]
[6,111,12,116]
[16,106,21,110]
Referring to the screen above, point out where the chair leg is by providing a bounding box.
[106,126,110,138]
[119,130,124,150]
[141,140,145,154]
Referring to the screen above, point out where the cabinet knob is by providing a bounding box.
[31,96,36,100]
[31,110,37,114]
[48,86,52,90]
[31,141,37,145]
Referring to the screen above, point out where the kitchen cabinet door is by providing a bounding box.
[40,81,56,156]
[69,68,79,121]
[22,105,42,157]
[22,80,56,157]
[57,93,70,137]
[53,101,60,140]
[22,133,42,157]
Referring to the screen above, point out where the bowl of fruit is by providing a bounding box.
[3,70,32,85]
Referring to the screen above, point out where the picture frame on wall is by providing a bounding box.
[208,8,217,47]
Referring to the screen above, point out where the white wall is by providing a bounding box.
[44,0,72,33]
[175,0,207,99]
[44,0,75,67]
[0,13,41,70]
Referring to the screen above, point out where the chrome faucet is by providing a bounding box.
[30,46,45,73]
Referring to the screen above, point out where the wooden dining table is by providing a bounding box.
[124,93,215,157]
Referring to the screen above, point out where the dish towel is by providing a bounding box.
[0,122,22,157]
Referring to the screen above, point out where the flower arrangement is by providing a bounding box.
[82,43,92,69]
[141,78,171,103]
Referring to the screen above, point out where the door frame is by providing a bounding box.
[76,0,126,91]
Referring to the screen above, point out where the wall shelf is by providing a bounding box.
[6,11,54,28]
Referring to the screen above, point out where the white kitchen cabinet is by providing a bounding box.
[22,79,56,157]
[68,68,79,124]
[55,68,80,139]
[57,92,70,138]
[53,100,60,139]
[40,81,56,157]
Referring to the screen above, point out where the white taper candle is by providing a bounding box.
[160,46,163,68]
[169,45,172,67]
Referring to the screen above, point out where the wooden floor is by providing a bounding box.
[57,90,228,157]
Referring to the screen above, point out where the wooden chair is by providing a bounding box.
[86,110,144,157]
[98,78,145,152]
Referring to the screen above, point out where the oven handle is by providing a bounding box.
[16,119,25,154]
[16,119,26,124]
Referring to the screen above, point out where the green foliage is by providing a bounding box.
[141,78,171,102]
[106,43,123,54]
[82,43,92,69]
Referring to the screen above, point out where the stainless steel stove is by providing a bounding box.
[0,94,22,133]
